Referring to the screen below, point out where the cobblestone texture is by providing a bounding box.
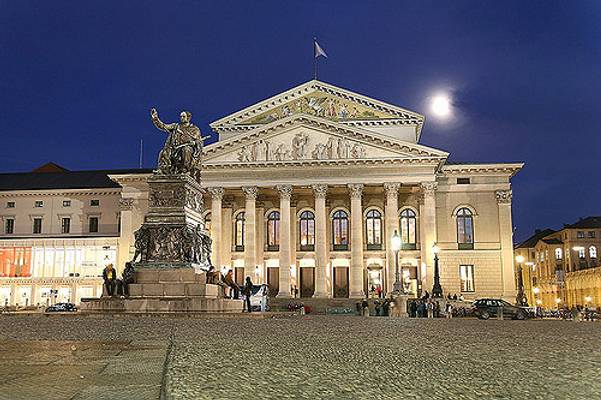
[0,314,600,399]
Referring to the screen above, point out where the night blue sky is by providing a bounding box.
[1,1,600,241]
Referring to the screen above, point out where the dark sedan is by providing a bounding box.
[45,303,78,313]
[471,299,530,320]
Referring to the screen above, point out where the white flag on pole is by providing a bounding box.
[314,40,328,58]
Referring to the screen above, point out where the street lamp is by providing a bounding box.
[515,255,528,306]
[391,230,404,293]
[431,243,443,298]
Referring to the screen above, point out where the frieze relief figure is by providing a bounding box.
[291,132,309,159]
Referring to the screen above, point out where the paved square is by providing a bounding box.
[0,315,599,399]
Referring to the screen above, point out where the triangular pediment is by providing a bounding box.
[210,80,425,140]
[203,114,447,167]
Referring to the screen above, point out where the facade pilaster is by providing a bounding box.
[419,182,438,293]
[117,198,135,271]
[242,186,258,278]
[348,183,365,298]
[312,184,329,297]
[384,183,400,293]
[208,187,225,269]
[221,199,233,271]
[277,185,293,297]
[496,189,517,299]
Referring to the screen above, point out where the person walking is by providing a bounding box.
[445,302,453,319]
[427,300,434,318]
[242,276,253,313]
[102,264,117,297]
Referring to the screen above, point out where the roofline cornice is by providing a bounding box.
[441,163,524,177]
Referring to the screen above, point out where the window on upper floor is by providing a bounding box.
[400,209,417,249]
[577,231,585,239]
[589,231,596,238]
[90,199,100,207]
[299,211,315,251]
[5,218,14,234]
[61,218,71,234]
[365,209,382,250]
[33,218,42,234]
[234,212,245,251]
[457,177,471,184]
[266,211,280,251]
[63,200,71,207]
[456,208,474,250]
[332,210,349,251]
[89,217,99,233]
[6,201,15,208]
[34,201,43,208]
[590,246,597,259]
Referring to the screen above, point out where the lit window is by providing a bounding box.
[577,231,584,239]
[235,212,245,251]
[89,217,99,233]
[299,211,315,251]
[90,199,100,207]
[589,231,596,238]
[400,209,417,249]
[365,209,382,250]
[456,208,474,249]
[34,201,43,208]
[61,218,71,234]
[590,246,597,259]
[332,210,349,251]
[578,248,585,259]
[6,202,15,208]
[33,218,42,234]
[266,211,280,251]
[460,265,475,292]
[5,218,14,234]
[555,248,562,260]
[63,200,71,207]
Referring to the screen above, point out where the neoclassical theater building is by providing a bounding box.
[0,80,522,306]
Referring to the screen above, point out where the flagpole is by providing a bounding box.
[313,37,317,80]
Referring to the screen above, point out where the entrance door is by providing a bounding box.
[300,267,315,298]
[267,268,279,297]
[333,267,349,298]
[235,267,244,286]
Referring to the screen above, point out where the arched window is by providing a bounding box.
[590,246,597,259]
[234,212,245,251]
[400,209,417,249]
[332,210,349,251]
[456,208,474,249]
[204,213,211,235]
[299,211,315,251]
[266,211,280,251]
[365,209,382,250]
[555,248,562,260]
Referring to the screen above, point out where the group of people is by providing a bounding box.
[102,262,135,297]
[206,267,255,312]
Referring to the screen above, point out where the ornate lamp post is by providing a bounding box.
[431,243,443,298]
[515,255,528,306]
[391,230,404,293]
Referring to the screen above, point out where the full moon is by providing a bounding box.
[431,94,451,118]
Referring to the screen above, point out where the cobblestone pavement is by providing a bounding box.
[0,314,600,399]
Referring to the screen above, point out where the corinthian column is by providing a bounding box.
[496,189,517,300]
[384,183,401,293]
[242,186,258,279]
[419,182,438,292]
[277,185,293,297]
[312,184,329,298]
[207,187,224,269]
[348,183,365,298]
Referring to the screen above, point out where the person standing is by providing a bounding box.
[242,276,253,313]
[427,300,434,318]
[445,302,453,319]
[102,264,117,297]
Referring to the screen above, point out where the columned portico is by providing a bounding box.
[312,184,329,298]
[208,187,224,269]
[384,183,400,293]
[242,186,258,278]
[348,183,365,298]
[277,184,292,297]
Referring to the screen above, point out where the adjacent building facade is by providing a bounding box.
[514,217,601,309]
[0,80,522,305]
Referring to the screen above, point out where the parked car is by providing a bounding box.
[45,303,78,313]
[471,299,530,320]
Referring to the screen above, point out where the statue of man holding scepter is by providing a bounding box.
[150,108,203,179]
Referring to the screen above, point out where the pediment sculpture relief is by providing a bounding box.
[237,132,366,162]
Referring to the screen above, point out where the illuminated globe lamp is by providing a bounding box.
[391,230,404,294]
[514,255,528,306]
[431,243,443,298]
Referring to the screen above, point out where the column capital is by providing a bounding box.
[242,186,258,200]
[119,198,134,211]
[276,184,293,200]
[420,181,438,196]
[384,183,401,197]
[312,184,328,199]
[207,187,225,200]
[495,189,512,204]
[347,183,364,199]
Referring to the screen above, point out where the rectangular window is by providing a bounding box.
[5,219,14,234]
[33,218,43,234]
[577,231,584,238]
[457,178,471,184]
[34,201,44,208]
[588,231,596,238]
[90,199,100,207]
[63,200,71,207]
[460,265,475,292]
[89,217,99,233]
[6,201,15,208]
[61,217,71,234]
